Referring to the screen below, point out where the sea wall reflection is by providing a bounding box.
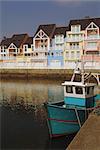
[0,79,64,106]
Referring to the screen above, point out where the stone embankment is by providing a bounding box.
[67,101,100,150]
[0,69,100,81]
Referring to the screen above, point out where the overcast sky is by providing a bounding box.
[0,0,100,39]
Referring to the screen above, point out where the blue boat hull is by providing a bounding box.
[45,101,87,137]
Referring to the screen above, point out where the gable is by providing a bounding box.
[34,29,49,39]
[8,43,17,49]
[86,22,99,30]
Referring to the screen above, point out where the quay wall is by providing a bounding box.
[0,69,100,80]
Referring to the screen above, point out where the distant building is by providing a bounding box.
[64,17,100,68]
[83,18,100,63]
[48,26,68,67]
[0,17,100,69]
[33,24,56,67]
[0,34,29,62]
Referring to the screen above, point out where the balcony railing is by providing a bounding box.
[34,47,48,51]
[0,56,16,60]
[85,47,98,51]
[67,37,84,42]
[85,35,100,40]
[50,46,64,50]
[82,55,100,62]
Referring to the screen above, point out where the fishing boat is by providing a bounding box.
[44,62,97,138]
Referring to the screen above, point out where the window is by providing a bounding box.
[71,51,74,58]
[76,51,80,58]
[45,52,47,56]
[71,25,80,33]
[31,45,34,51]
[66,86,73,93]
[66,52,69,58]
[87,42,97,48]
[75,86,83,94]
[85,87,94,95]
[51,52,54,56]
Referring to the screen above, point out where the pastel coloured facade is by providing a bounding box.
[64,20,85,64]
[48,27,68,67]
[0,34,29,62]
[0,17,100,69]
[33,24,56,67]
[64,17,100,68]
[83,20,100,62]
[48,50,63,67]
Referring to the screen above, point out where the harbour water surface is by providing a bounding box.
[0,79,77,150]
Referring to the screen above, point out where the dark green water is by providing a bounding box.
[0,79,76,150]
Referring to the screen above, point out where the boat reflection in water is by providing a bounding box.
[0,78,99,149]
[1,79,75,149]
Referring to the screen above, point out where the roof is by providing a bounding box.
[0,33,29,48]
[0,38,11,47]
[34,24,56,38]
[23,37,33,46]
[53,26,69,37]
[11,33,29,47]
[62,81,96,87]
[69,17,100,30]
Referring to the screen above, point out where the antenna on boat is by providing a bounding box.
[81,53,85,84]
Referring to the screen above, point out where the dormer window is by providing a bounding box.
[71,25,80,33]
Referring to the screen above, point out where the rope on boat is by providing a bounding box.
[74,107,82,128]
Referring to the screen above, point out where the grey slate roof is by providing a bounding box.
[53,26,69,37]
[34,24,56,38]
[0,33,29,48]
[0,38,11,47]
[23,37,33,46]
[69,17,100,30]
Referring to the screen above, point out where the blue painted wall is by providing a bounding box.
[48,50,63,66]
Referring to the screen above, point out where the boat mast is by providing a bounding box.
[81,49,85,84]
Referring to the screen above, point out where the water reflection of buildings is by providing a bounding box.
[0,79,64,105]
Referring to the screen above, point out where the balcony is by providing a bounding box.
[82,55,100,62]
[65,46,82,50]
[55,40,64,44]
[34,47,48,52]
[31,56,47,61]
[50,46,64,51]
[67,37,84,42]
[85,35,100,40]
[85,46,98,51]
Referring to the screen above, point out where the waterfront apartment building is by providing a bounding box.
[32,24,56,67]
[48,26,68,67]
[0,34,29,62]
[64,17,100,68]
[0,17,100,69]
[83,18,100,63]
